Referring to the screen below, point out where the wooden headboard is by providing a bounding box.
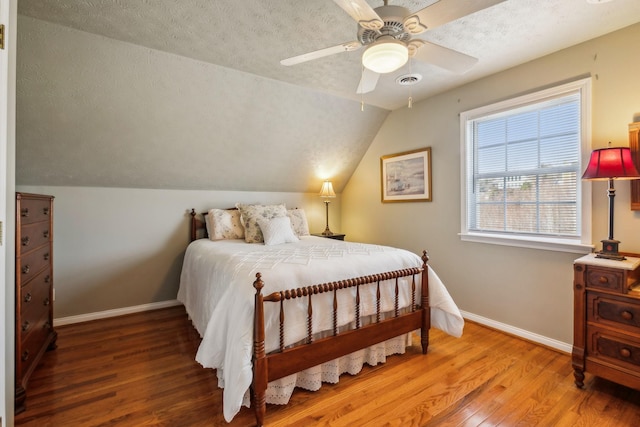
[190,209,207,242]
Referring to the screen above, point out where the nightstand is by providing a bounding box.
[572,253,640,391]
[311,233,345,241]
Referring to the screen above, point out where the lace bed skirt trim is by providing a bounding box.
[230,333,412,407]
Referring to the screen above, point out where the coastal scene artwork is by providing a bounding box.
[381,147,432,203]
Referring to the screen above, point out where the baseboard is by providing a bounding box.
[460,310,572,354]
[53,303,572,353]
[54,300,182,326]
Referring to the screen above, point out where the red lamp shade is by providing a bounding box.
[582,147,640,180]
[581,145,640,260]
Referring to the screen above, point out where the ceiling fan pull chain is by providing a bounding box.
[360,64,365,111]
[408,57,413,109]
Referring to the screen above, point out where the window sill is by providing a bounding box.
[459,232,594,254]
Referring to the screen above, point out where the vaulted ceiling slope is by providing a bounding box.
[18,0,640,110]
[16,16,388,193]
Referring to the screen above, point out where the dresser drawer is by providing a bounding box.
[587,326,640,372]
[17,312,53,378]
[587,292,640,333]
[19,268,52,328]
[18,222,51,254]
[18,292,51,343]
[17,245,51,286]
[17,197,52,226]
[585,267,624,292]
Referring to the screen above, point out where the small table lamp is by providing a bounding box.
[319,180,336,235]
[582,145,640,260]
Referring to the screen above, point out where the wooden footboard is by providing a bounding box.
[251,251,430,427]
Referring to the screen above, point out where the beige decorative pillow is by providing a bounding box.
[206,209,245,240]
[287,208,310,236]
[235,203,288,243]
[257,216,299,246]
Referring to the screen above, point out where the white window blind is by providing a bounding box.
[460,78,592,252]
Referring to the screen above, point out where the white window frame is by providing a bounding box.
[459,78,594,253]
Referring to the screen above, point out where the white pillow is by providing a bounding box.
[236,203,288,243]
[287,208,310,236]
[206,209,245,240]
[257,216,299,246]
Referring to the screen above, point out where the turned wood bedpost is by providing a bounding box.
[189,209,197,242]
[252,273,267,427]
[421,250,430,354]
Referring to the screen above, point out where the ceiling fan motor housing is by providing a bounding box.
[358,5,411,45]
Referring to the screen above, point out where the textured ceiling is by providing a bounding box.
[18,0,640,111]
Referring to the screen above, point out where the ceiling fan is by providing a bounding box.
[281,0,506,94]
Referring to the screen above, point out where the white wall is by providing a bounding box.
[17,185,341,319]
[342,22,640,347]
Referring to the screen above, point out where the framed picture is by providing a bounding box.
[380,147,432,203]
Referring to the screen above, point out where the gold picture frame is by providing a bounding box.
[381,147,432,203]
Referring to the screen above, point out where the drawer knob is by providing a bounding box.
[598,276,609,284]
[22,265,30,274]
[620,348,632,358]
[43,230,49,239]
[21,350,30,361]
[43,207,50,215]
[21,208,29,217]
[43,297,50,306]
[44,275,51,283]
[621,311,633,321]
[43,252,50,261]
[21,236,30,246]
[24,293,32,303]
[21,321,30,332]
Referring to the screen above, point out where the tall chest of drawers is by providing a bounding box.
[15,192,57,413]
[572,254,640,390]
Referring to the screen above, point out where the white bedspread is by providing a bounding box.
[177,236,463,422]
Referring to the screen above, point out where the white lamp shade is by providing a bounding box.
[319,180,336,198]
[362,39,408,74]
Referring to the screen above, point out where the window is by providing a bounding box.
[460,78,593,253]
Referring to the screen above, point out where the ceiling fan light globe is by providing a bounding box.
[362,39,408,74]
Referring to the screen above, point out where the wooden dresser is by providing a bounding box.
[15,192,57,413]
[572,254,640,390]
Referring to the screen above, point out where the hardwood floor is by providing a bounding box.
[15,305,640,426]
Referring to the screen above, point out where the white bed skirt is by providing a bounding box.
[226,333,412,407]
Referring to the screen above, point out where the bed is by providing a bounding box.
[178,205,463,426]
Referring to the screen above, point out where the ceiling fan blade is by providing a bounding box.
[356,68,380,94]
[404,0,506,35]
[280,41,361,66]
[410,40,478,74]
[332,0,384,31]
